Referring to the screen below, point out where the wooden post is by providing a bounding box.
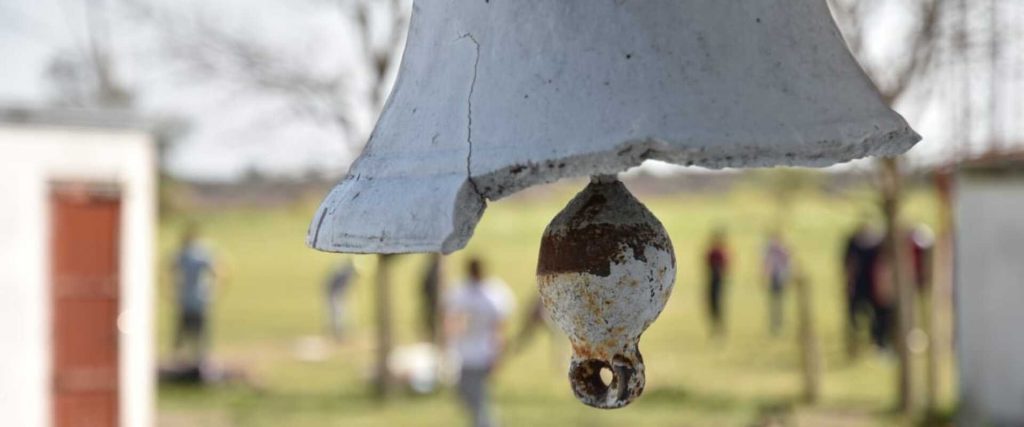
[880,157,914,413]
[430,254,445,348]
[795,269,821,404]
[925,171,955,413]
[923,278,939,413]
[373,254,394,400]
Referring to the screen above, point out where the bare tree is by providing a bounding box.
[828,0,942,104]
[122,0,409,158]
[315,0,411,400]
[827,0,937,104]
[47,0,132,108]
[340,0,410,111]
[39,0,412,396]
[828,0,941,414]
[122,0,413,399]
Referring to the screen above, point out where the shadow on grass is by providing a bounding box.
[643,385,794,408]
[638,385,798,425]
[159,381,448,414]
[917,407,956,427]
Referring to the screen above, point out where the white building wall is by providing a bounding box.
[956,173,1024,426]
[0,125,156,427]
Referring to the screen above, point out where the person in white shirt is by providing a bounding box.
[445,258,515,427]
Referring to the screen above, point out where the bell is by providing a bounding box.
[308,0,921,409]
[307,0,919,254]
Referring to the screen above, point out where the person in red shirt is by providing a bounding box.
[705,228,730,338]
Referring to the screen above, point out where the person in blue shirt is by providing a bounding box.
[172,223,219,366]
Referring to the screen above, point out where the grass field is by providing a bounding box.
[156,176,955,427]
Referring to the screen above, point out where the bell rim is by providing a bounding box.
[308,119,917,255]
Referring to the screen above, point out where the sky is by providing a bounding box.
[0,0,1021,181]
[1,0,378,180]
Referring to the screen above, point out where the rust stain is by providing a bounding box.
[536,178,674,410]
[537,179,672,277]
[569,359,610,403]
[538,223,668,277]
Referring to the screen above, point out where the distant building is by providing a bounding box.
[955,151,1024,427]
[0,107,156,427]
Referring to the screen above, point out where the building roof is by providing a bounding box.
[958,149,1024,177]
[0,105,147,130]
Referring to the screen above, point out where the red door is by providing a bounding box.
[51,185,121,427]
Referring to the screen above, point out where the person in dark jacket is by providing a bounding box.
[843,222,883,355]
[421,253,443,342]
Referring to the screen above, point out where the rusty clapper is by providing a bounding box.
[538,176,676,409]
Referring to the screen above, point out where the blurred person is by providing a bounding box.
[325,259,357,341]
[512,296,549,353]
[512,295,568,370]
[908,224,935,293]
[863,224,937,352]
[705,228,731,338]
[871,254,896,351]
[870,225,931,352]
[864,225,937,352]
[422,253,444,342]
[171,222,220,367]
[842,222,883,355]
[763,232,791,336]
[445,258,515,427]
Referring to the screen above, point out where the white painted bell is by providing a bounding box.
[308,0,920,254]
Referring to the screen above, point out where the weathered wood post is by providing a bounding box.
[925,170,954,413]
[794,269,822,404]
[880,157,915,412]
[372,254,394,399]
[922,247,939,413]
[428,254,445,347]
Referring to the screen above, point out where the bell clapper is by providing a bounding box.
[537,175,676,409]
